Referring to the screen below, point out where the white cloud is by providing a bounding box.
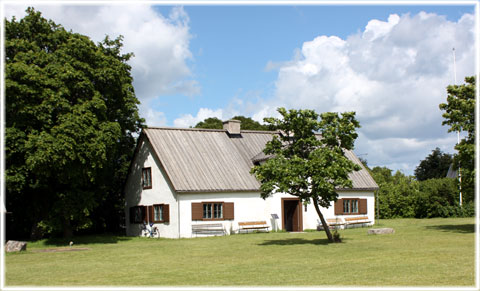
[173,108,224,128]
[258,12,475,174]
[4,4,199,125]
[141,104,168,127]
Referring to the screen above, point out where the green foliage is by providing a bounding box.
[194,117,223,129]
[371,166,473,219]
[252,108,360,203]
[251,108,361,241]
[230,116,269,131]
[439,76,475,203]
[5,8,144,238]
[414,148,453,181]
[194,115,269,131]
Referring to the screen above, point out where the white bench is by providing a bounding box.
[344,216,371,228]
[191,223,225,237]
[238,221,269,233]
[317,218,345,230]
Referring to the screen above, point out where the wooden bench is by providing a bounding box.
[344,216,371,228]
[238,221,269,233]
[317,218,345,230]
[191,223,225,237]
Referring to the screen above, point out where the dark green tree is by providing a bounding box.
[230,116,269,131]
[414,148,453,181]
[194,116,269,131]
[439,76,475,203]
[194,117,223,129]
[251,108,361,242]
[5,8,144,238]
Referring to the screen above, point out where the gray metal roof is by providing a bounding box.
[143,127,378,193]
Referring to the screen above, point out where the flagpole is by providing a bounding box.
[453,47,462,206]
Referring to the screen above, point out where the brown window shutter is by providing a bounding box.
[143,206,148,223]
[192,203,203,220]
[224,202,234,220]
[148,206,153,223]
[334,199,343,215]
[163,204,170,223]
[359,199,367,214]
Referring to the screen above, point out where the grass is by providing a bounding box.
[5,217,476,287]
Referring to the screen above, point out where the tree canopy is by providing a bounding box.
[250,108,361,242]
[5,8,144,238]
[414,148,453,181]
[194,116,269,131]
[439,76,475,203]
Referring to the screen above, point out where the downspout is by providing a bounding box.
[177,193,181,238]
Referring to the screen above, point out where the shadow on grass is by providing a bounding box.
[425,224,474,234]
[258,238,341,246]
[41,234,133,246]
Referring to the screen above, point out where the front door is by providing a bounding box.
[282,198,303,232]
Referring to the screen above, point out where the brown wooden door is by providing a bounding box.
[282,198,303,232]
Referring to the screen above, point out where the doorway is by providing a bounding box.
[282,198,303,232]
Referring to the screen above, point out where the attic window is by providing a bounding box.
[142,167,152,189]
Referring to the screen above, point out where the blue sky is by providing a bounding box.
[4,2,477,174]
[153,5,475,124]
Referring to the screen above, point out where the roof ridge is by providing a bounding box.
[144,126,225,132]
[144,126,279,134]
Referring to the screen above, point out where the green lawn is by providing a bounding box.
[5,218,476,287]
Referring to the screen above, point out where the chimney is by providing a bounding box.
[223,119,241,135]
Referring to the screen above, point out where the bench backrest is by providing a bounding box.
[238,221,267,226]
[326,218,344,223]
[192,223,223,229]
[344,216,369,222]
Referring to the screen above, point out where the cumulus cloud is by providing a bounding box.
[173,108,224,128]
[259,12,475,173]
[4,4,199,127]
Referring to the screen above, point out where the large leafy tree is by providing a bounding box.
[414,147,453,181]
[251,108,361,242]
[194,116,269,131]
[194,117,223,129]
[5,8,144,238]
[439,76,475,203]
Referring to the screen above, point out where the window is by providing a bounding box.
[150,204,169,223]
[335,198,367,215]
[154,205,163,222]
[192,202,234,221]
[343,199,350,213]
[130,206,146,224]
[343,199,359,214]
[202,203,223,219]
[142,167,152,189]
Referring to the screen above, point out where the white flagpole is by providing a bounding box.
[453,47,462,206]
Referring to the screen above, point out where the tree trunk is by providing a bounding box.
[313,198,334,242]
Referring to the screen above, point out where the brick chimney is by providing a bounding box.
[223,119,241,134]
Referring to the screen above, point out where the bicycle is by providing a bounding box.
[142,221,160,238]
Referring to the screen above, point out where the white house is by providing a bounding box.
[124,120,378,238]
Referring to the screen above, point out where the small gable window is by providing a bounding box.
[142,167,152,189]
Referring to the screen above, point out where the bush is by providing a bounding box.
[415,178,459,218]
[374,169,471,219]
